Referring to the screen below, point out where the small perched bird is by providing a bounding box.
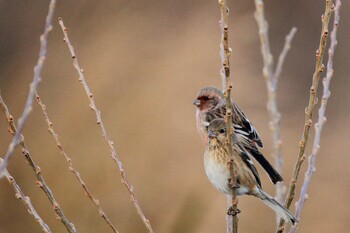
[204,119,296,224]
[193,86,283,184]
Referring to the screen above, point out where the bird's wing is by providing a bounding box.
[246,146,283,184]
[231,104,263,148]
[235,131,283,184]
[235,143,262,188]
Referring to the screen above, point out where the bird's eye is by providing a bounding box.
[219,128,226,134]
[202,96,209,101]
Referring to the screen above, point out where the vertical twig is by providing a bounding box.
[35,94,119,233]
[289,1,341,232]
[253,0,297,221]
[277,1,334,232]
[58,18,154,233]
[218,1,238,233]
[0,95,76,233]
[0,159,52,233]
[0,0,57,176]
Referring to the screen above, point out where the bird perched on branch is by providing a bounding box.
[193,86,283,184]
[204,119,296,224]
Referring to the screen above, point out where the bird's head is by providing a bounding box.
[207,119,228,144]
[193,86,224,111]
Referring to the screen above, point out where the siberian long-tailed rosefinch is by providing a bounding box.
[204,119,296,224]
[193,86,283,184]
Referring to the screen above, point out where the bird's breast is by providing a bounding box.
[204,147,253,196]
[204,152,231,194]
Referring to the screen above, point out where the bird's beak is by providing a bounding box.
[193,99,201,106]
[208,130,217,139]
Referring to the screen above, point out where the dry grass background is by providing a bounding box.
[0,0,349,232]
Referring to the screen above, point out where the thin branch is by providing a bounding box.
[58,18,154,233]
[35,93,119,233]
[254,0,274,83]
[0,0,57,176]
[277,1,334,232]
[253,0,297,220]
[0,159,52,233]
[272,28,297,209]
[274,29,298,84]
[218,1,238,233]
[0,94,76,233]
[289,1,341,232]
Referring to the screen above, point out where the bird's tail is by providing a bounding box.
[256,189,297,225]
[248,148,283,184]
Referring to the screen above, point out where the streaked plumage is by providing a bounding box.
[194,86,283,184]
[204,119,296,224]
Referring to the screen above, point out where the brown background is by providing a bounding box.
[0,0,349,232]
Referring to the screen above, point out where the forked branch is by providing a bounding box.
[0,159,52,233]
[277,1,334,232]
[35,93,119,233]
[290,1,341,232]
[0,94,76,233]
[0,0,57,176]
[58,18,154,233]
[253,0,297,213]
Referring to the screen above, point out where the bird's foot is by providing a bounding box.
[227,207,241,216]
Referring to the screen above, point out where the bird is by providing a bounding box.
[193,86,283,184]
[204,119,296,224]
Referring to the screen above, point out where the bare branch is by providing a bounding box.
[0,95,76,233]
[254,0,274,82]
[253,0,297,221]
[277,1,334,232]
[0,159,52,233]
[289,1,341,232]
[35,93,119,233]
[0,0,57,176]
[218,1,238,232]
[274,28,298,83]
[58,18,154,233]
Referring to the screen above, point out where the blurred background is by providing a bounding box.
[0,0,349,232]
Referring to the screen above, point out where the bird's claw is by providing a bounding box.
[227,207,241,216]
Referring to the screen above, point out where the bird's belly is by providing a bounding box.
[204,156,250,196]
[204,156,232,194]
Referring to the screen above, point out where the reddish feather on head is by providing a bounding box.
[194,87,224,111]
